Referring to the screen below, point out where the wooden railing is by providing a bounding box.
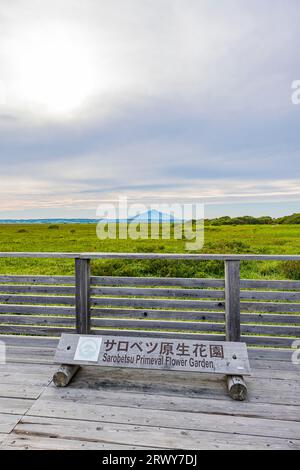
[0,252,299,348]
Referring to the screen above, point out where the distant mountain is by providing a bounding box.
[129,209,181,222]
[98,209,183,223]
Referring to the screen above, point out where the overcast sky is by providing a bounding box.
[0,0,300,219]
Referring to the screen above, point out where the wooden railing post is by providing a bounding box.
[75,257,91,334]
[225,260,241,342]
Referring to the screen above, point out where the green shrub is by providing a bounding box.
[224,240,251,253]
[281,261,300,280]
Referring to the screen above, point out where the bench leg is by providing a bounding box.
[227,375,247,401]
[53,364,80,387]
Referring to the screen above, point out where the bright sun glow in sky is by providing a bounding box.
[7,24,99,116]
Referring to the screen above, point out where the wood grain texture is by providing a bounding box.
[0,285,74,295]
[75,258,91,335]
[0,294,74,305]
[0,275,74,284]
[53,365,80,387]
[91,297,225,310]
[91,276,225,288]
[225,260,241,342]
[227,375,247,401]
[0,305,75,315]
[91,286,225,298]
[11,415,300,449]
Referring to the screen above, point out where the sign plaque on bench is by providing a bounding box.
[54,333,251,400]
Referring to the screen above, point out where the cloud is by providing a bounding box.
[0,0,299,216]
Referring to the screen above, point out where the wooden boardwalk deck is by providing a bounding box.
[0,336,299,450]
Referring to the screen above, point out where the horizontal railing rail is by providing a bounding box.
[0,252,299,260]
[0,252,299,349]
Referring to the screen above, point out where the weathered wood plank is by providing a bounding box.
[91,307,226,321]
[0,275,75,285]
[0,325,74,336]
[0,305,75,315]
[0,362,56,375]
[0,315,75,326]
[248,348,294,361]
[250,367,300,381]
[240,290,300,301]
[42,385,300,422]
[91,276,225,288]
[91,318,225,332]
[0,285,74,295]
[13,415,300,449]
[91,297,225,310]
[241,302,300,313]
[0,346,55,366]
[241,324,300,336]
[0,252,81,259]
[6,351,55,365]
[0,335,58,348]
[2,434,151,450]
[27,399,300,440]
[0,274,298,290]
[242,335,297,347]
[0,294,75,305]
[91,286,225,299]
[249,358,300,372]
[241,313,300,324]
[0,371,54,387]
[0,252,300,261]
[82,253,300,261]
[0,413,22,433]
[0,397,33,415]
[91,308,300,324]
[241,279,300,290]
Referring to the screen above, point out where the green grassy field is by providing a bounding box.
[0,223,299,279]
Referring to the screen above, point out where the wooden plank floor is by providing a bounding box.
[0,336,299,450]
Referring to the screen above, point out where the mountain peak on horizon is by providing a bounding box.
[130,209,178,222]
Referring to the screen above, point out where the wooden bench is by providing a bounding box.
[54,332,250,400]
